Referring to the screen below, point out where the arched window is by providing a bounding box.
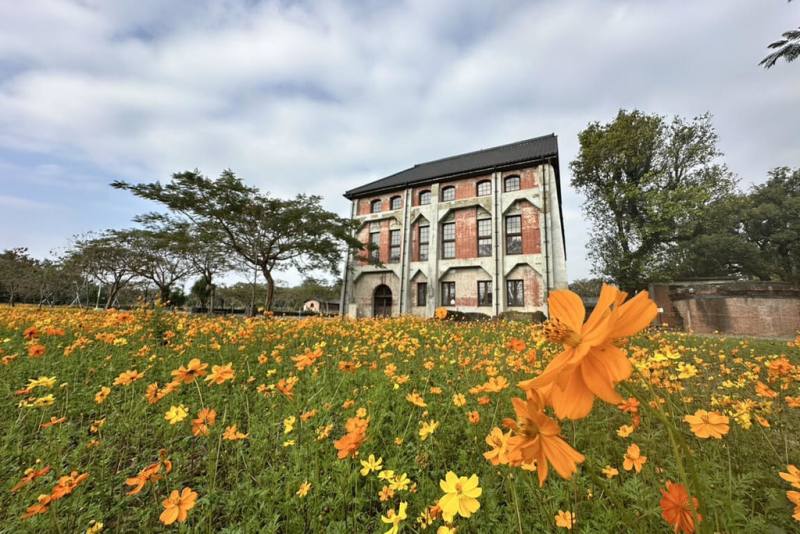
[441,186,455,202]
[390,196,401,210]
[504,175,521,192]
[370,199,382,213]
[476,180,491,197]
[419,190,431,205]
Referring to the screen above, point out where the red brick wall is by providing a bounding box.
[411,186,431,207]
[454,208,478,259]
[356,193,403,215]
[444,175,492,201]
[520,203,541,255]
[356,221,390,264]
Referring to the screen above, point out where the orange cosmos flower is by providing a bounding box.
[125,463,162,495]
[23,326,39,340]
[113,369,144,386]
[483,427,512,466]
[502,390,585,486]
[159,487,198,525]
[40,416,67,429]
[171,358,208,383]
[191,408,217,437]
[467,411,481,424]
[787,491,800,522]
[780,465,800,489]
[623,443,647,473]
[222,425,248,440]
[520,284,657,420]
[406,392,427,408]
[205,363,234,385]
[27,343,46,358]
[434,307,448,319]
[11,465,51,493]
[659,481,702,534]
[684,409,730,439]
[334,428,367,459]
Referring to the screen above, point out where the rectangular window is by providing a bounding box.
[416,282,427,306]
[441,186,455,202]
[419,191,431,205]
[507,280,524,307]
[369,229,380,262]
[442,222,455,259]
[477,218,492,257]
[418,225,429,261]
[477,181,491,196]
[441,281,455,306]
[505,215,522,255]
[390,196,401,210]
[477,281,492,306]
[389,229,401,263]
[504,176,520,192]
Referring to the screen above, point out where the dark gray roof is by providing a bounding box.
[344,134,559,199]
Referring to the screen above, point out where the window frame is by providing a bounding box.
[419,190,431,205]
[477,280,492,307]
[476,180,491,197]
[504,175,521,192]
[389,229,401,263]
[370,199,382,213]
[441,281,455,306]
[505,214,522,255]
[506,279,524,307]
[477,218,492,257]
[369,226,381,262]
[441,222,456,259]
[441,186,456,202]
[390,196,401,210]
[418,224,429,261]
[416,282,427,307]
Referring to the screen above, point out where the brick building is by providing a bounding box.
[340,134,568,318]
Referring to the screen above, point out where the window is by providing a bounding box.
[369,225,381,262]
[507,280,524,307]
[416,282,427,306]
[418,225,429,261]
[441,186,455,202]
[389,229,401,263]
[478,281,492,306]
[441,281,455,306]
[477,180,491,197]
[370,199,382,213]
[477,218,492,257]
[504,175,520,192]
[505,215,522,254]
[419,190,431,205]
[441,222,455,259]
[390,196,401,210]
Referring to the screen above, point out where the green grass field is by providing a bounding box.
[0,305,798,533]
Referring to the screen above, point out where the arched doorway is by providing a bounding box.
[373,285,392,317]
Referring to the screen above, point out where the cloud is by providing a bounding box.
[0,0,797,284]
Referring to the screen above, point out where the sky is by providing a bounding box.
[0,0,798,286]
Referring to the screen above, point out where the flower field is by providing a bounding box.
[1,294,799,533]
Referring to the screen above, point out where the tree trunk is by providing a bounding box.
[209,283,215,315]
[263,268,275,312]
[158,285,171,306]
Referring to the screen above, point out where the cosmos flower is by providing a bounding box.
[159,487,198,525]
[437,472,481,522]
[659,481,701,534]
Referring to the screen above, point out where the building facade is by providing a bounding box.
[340,134,568,318]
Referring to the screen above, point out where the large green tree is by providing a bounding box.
[112,170,362,311]
[570,110,736,291]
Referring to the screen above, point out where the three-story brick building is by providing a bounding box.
[340,134,567,318]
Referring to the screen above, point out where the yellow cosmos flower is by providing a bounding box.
[381,501,407,534]
[419,420,439,441]
[164,405,188,425]
[438,472,481,522]
[360,454,383,476]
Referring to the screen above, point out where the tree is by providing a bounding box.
[570,110,736,291]
[567,278,606,299]
[112,170,362,311]
[0,248,37,305]
[114,225,195,305]
[70,232,137,308]
[760,1,799,68]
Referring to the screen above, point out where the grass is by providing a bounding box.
[0,304,798,533]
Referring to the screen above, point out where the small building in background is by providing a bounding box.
[649,280,800,338]
[302,299,341,315]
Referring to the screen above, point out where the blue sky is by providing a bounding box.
[1,0,798,285]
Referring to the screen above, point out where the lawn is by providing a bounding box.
[0,304,798,533]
